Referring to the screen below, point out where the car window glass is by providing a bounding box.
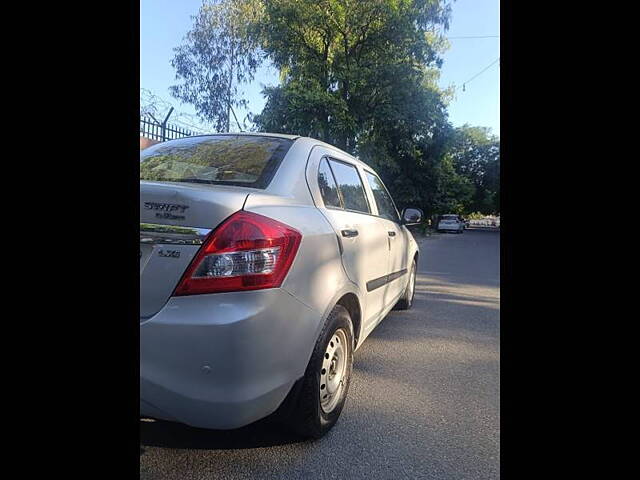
[328,160,370,213]
[140,135,292,188]
[318,158,341,208]
[364,171,400,222]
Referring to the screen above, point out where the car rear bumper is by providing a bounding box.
[140,288,322,429]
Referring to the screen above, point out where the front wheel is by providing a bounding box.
[285,305,354,439]
[395,258,417,310]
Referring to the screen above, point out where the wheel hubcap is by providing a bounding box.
[320,328,349,413]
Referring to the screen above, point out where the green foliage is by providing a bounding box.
[249,0,467,217]
[169,0,500,216]
[253,0,451,150]
[467,211,487,220]
[170,0,264,131]
[448,125,500,214]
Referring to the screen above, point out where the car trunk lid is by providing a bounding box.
[139,181,252,319]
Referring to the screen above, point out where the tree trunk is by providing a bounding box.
[227,39,234,133]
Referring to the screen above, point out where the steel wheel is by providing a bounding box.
[319,328,349,414]
[282,305,354,438]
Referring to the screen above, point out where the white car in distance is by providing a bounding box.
[437,214,464,234]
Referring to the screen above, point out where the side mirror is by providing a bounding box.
[401,207,423,225]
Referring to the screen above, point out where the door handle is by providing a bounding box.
[388,231,396,237]
[341,229,359,238]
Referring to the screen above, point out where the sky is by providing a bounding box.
[140,0,500,136]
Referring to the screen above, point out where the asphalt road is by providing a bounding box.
[140,229,500,480]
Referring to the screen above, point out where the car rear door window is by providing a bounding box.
[364,171,400,222]
[318,158,342,208]
[327,159,370,214]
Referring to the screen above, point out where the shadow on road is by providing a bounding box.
[140,416,307,451]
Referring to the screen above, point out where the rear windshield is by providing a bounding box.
[441,215,459,220]
[140,135,294,189]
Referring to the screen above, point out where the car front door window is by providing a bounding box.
[364,171,400,222]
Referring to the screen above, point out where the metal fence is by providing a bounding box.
[140,116,196,142]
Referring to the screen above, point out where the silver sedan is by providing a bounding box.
[140,133,421,438]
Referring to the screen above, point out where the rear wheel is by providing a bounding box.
[285,305,354,439]
[395,258,417,310]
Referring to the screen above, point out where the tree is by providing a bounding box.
[250,0,456,218]
[170,0,263,132]
[169,0,501,219]
[253,0,452,150]
[448,125,500,214]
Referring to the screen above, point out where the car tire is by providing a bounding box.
[395,258,417,310]
[284,305,354,439]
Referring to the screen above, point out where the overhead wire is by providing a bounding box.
[462,57,500,92]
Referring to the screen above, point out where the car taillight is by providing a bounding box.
[173,211,302,296]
